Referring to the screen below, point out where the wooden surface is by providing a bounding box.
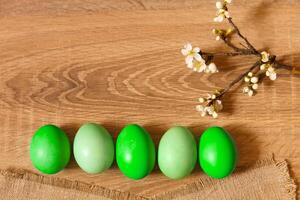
[0,0,299,198]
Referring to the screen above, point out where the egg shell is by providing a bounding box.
[73,123,114,174]
[158,126,197,179]
[30,124,71,174]
[199,126,237,179]
[116,124,155,180]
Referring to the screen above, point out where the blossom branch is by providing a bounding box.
[181,0,296,118]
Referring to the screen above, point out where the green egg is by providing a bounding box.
[158,126,197,179]
[73,123,114,174]
[199,126,237,179]
[30,124,71,174]
[116,124,155,180]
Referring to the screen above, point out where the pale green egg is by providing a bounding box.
[73,123,114,174]
[158,126,197,179]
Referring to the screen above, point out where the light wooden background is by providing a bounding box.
[0,0,299,198]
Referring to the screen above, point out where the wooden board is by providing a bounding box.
[0,0,299,198]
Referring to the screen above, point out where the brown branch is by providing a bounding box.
[222,38,254,54]
[202,51,253,57]
[219,60,261,97]
[274,61,294,71]
[227,17,260,55]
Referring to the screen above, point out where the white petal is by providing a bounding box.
[214,15,224,22]
[194,53,203,61]
[250,77,258,83]
[199,64,207,72]
[193,47,200,53]
[212,112,218,118]
[225,0,232,3]
[261,51,269,62]
[224,11,230,18]
[181,48,189,56]
[205,65,213,73]
[184,43,192,51]
[260,64,266,70]
[252,83,258,90]
[268,67,275,72]
[269,72,277,80]
[198,97,205,103]
[216,1,223,9]
[248,89,254,96]
[187,61,193,69]
[243,87,249,93]
[208,63,218,73]
[206,106,213,115]
[196,105,204,112]
[185,55,193,64]
[266,71,270,76]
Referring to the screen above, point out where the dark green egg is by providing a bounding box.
[199,126,237,179]
[30,124,71,174]
[116,124,155,180]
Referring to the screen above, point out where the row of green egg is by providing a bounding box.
[30,123,237,179]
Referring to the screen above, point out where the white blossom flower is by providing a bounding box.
[261,51,270,63]
[181,43,202,63]
[196,93,223,118]
[214,9,230,22]
[195,62,218,73]
[244,76,250,82]
[266,66,277,80]
[207,63,219,73]
[198,97,205,103]
[181,43,218,73]
[247,89,254,96]
[260,63,277,81]
[196,101,222,118]
[260,63,267,70]
[181,43,206,71]
[243,86,254,96]
[216,1,223,9]
[191,59,207,72]
[250,76,258,83]
[243,72,259,96]
[196,105,207,117]
[212,28,234,40]
[252,83,258,90]
[214,1,231,22]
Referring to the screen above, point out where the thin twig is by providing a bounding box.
[274,61,294,71]
[219,60,261,97]
[222,38,252,54]
[202,51,253,57]
[227,18,260,55]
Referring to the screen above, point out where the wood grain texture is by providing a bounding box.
[0,0,299,198]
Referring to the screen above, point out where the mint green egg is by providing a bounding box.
[73,123,114,174]
[158,126,197,179]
